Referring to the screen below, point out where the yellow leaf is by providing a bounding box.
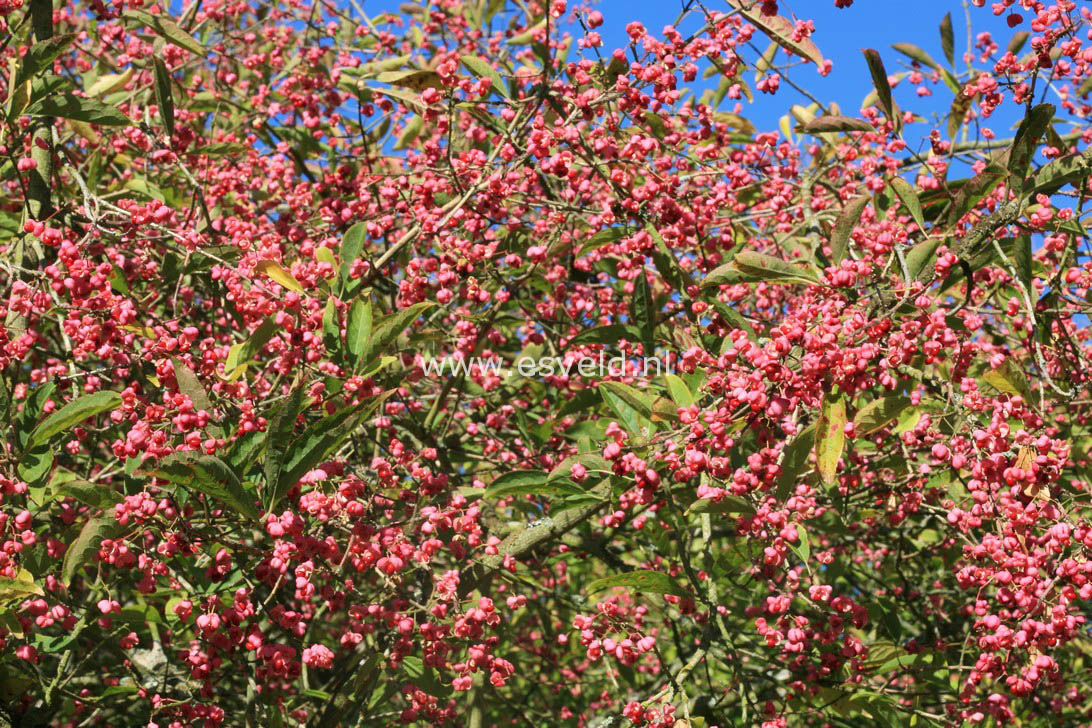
[255,259,304,293]
[86,68,134,97]
[816,391,846,486]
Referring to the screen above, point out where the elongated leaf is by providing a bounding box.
[62,512,119,585]
[586,570,689,598]
[599,381,655,421]
[264,387,307,496]
[978,359,1031,400]
[630,273,655,354]
[127,10,207,57]
[0,570,45,604]
[506,18,547,45]
[86,68,134,97]
[889,177,925,231]
[322,298,341,355]
[816,392,846,486]
[152,57,174,137]
[862,49,897,128]
[600,386,645,435]
[906,238,941,281]
[853,396,911,435]
[704,251,819,287]
[27,391,121,449]
[271,392,392,509]
[791,524,811,563]
[1014,234,1033,300]
[776,425,815,499]
[460,55,510,100]
[566,324,639,349]
[55,479,124,509]
[15,33,77,87]
[346,299,373,367]
[664,374,695,408]
[1008,104,1055,185]
[581,227,629,254]
[940,13,955,67]
[831,196,869,263]
[800,116,873,134]
[222,317,280,378]
[393,116,423,150]
[375,69,443,91]
[255,259,304,293]
[687,495,754,517]
[26,94,130,126]
[486,471,582,499]
[338,223,367,298]
[725,0,823,66]
[891,42,940,71]
[549,453,613,481]
[171,359,213,416]
[361,302,434,365]
[143,452,259,519]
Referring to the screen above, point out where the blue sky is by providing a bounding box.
[578,0,1022,143]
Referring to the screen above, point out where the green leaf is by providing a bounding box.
[799,116,873,134]
[586,570,689,598]
[816,391,846,486]
[15,33,77,88]
[862,49,898,129]
[630,273,656,353]
[222,317,280,379]
[891,42,940,71]
[598,381,655,421]
[393,116,423,150]
[270,392,392,509]
[460,55,511,100]
[548,453,612,481]
[687,495,754,517]
[853,396,911,436]
[485,471,582,499]
[565,324,639,349]
[27,391,122,450]
[1013,234,1033,300]
[25,93,130,126]
[62,512,119,585]
[978,358,1031,401]
[338,223,367,298]
[127,10,207,57]
[322,298,340,354]
[724,0,823,66]
[888,177,925,231]
[940,12,955,67]
[346,299,373,369]
[142,452,259,519]
[791,524,811,563]
[581,226,629,254]
[599,385,645,435]
[152,57,174,137]
[831,195,869,264]
[17,446,53,486]
[775,425,815,499]
[1008,104,1055,185]
[264,387,307,497]
[361,302,434,365]
[54,479,124,509]
[664,374,695,408]
[0,570,44,604]
[703,251,819,287]
[171,359,217,432]
[905,238,941,281]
